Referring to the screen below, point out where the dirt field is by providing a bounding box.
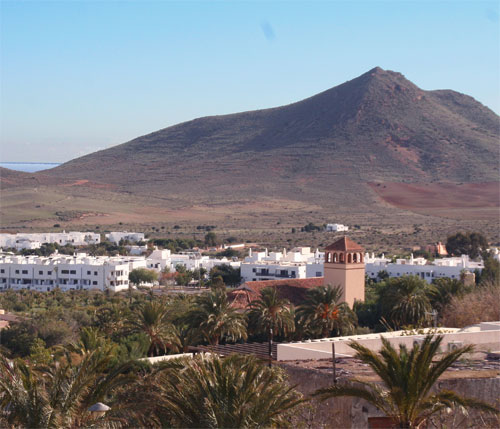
[368,182,500,220]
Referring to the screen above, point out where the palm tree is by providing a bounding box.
[128,300,180,356]
[314,335,498,428]
[247,287,295,341]
[382,276,434,328]
[68,327,109,355]
[297,285,357,338]
[0,348,132,428]
[428,278,469,315]
[158,353,303,428]
[186,289,247,346]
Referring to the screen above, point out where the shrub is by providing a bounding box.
[441,282,500,327]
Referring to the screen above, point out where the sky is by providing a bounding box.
[1,0,499,163]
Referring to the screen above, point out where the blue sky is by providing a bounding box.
[1,0,499,162]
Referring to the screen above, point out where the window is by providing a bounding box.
[47,271,52,275]
[93,281,98,285]
[0,269,4,274]
[316,272,322,277]
[39,271,43,275]
[87,271,91,275]
[252,268,256,273]
[94,271,98,276]
[22,270,28,274]
[61,270,69,274]
[70,270,76,275]
[15,270,19,274]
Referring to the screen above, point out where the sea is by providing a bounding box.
[0,162,61,173]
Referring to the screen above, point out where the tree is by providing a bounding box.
[129,268,158,286]
[185,289,247,346]
[247,287,295,341]
[428,278,469,315]
[204,231,218,247]
[174,264,193,286]
[381,276,434,329]
[158,354,303,428]
[445,232,488,259]
[209,265,241,287]
[0,347,131,428]
[314,335,498,428]
[477,255,500,285]
[128,301,180,356]
[297,285,357,338]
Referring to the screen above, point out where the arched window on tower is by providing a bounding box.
[333,253,338,263]
[353,253,358,263]
[340,253,345,263]
[347,253,352,263]
[326,253,331,263]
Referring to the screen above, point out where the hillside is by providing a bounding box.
[1,67,499,232]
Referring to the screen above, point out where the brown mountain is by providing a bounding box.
[2,67,499,228]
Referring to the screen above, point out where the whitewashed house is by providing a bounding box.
[365,253,483,283]
[240,247,324,282]
[325,224,349,232]
[0,232,100,250]
[0,254,130,292]
[105,232,145,245]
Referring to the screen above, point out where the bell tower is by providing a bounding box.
[323,236,365,307]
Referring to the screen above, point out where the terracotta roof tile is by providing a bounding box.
[228,277,324,309]
[324,236,364,252]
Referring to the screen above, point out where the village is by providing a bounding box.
[0,229,495,294]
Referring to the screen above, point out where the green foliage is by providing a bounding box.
[379,276,434,329]
[446,231,488,259]
[301,222,322,232]
[314,335,498,427]
[429,278,469,314]
[185,289,247,345]
[247,287,295,341]
[215,247,240,258]
[0,346,133,428]
[28,338,53,365]
[204,231,219,247]
[150,237,200,252]
[209,264,241,287]
[128,301,181,356]
[175,264,193,286]
[129,268,158,285]
[297,285,357,338]
[1,323,38,357]
[477,255,500,285]
[158,354,304,428]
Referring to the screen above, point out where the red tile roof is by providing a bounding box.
[324,236,364,252]
[228,277,324,309]
[0,313,21,323]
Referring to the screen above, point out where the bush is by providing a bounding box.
[441,282,500,327]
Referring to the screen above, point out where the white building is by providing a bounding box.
[0,253,132,292]
[146,249,240,274]
[105,232,145,245]
[365,253,484,283]
[0,232,101,250]
[325,224,349,232]
[240,247,324,282]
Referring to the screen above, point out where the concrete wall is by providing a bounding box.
[278,330,500,361]
[282,364,500,429]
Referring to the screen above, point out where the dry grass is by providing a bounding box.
[441,282,500,328]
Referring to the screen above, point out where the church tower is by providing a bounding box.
[323,236,365,307]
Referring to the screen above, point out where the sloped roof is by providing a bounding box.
[324,236,364,252]
[228,277,324,309]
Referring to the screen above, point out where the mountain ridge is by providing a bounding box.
[2,67,498,229]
